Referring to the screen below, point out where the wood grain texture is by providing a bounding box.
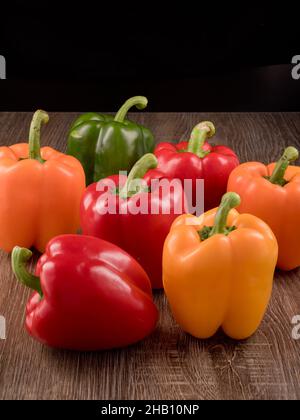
[0,112,300,400]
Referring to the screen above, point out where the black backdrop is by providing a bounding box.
[0,2,299,111]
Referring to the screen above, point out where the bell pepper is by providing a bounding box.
[80,153,185,289]
[0,110,85,253]
[67,96,155,185]
[11,235,158,350]
[163,192,278,340]
[227,146,300,270]
[154,121,239,212]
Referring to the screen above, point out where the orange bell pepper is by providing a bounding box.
[163,192,278,340]
[227,146,300,270]
[0,110,85,253]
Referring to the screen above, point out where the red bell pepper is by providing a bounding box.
[11,235,158,351]
[154,121,239,211]
[80,154,186,289]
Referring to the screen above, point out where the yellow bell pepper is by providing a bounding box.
[163,192,278,340]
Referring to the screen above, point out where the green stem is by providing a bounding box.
[11,247,43,297]
[119,153,157,199]
[187,121,216,158]
[269,146,299,186]
[114,96,148,123]
[209,192,241,237]
[28,110,49,163]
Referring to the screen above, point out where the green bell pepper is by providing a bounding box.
[67,96,154,185]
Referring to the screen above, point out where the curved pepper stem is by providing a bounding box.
[119,153,157,199]
[209,192,241,237]
[11,247,43,297]
[28,110,49,163]
[269,146,299,186]
[187,121,216,158]
[114,96,148,123]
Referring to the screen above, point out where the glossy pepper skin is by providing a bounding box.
[228,146,300,271]
[67,96,154,185]
[0,110,85,253]
[11,235,158,351]
[163,192,278,340]
[81,154,186,289]
[154,121,239,211]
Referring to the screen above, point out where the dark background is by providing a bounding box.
[0,2,299,111]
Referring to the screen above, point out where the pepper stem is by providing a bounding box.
[11,247,43,297]
[187,121,216,158]
[114,96,148,123]
[119,153,157,199]
[209,192,241,237]
[28,110,49,163]
[269,147,299,186]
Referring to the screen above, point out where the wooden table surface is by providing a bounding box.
[0,112,300,400]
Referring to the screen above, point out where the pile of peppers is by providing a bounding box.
[0,96,299,351]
